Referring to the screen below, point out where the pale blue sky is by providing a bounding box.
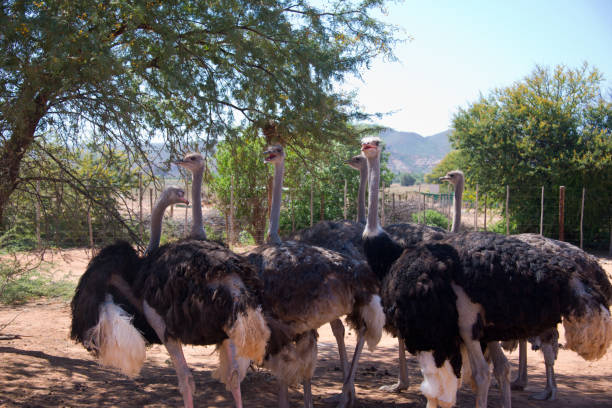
[347,0,612,135]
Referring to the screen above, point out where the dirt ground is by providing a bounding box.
[0,251,611,407]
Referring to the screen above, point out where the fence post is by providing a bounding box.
[483,194,487,231]
[392,193,396,220]
[310,182,314,227]
[290,190,295,233]
[87,205,94,255]
[138,173,143,238]
[343,179,348,220]
[559,186,565,241]
[229,175,235,245]
[35,180,41,248]
[320,190,325,221]
[417,184,421,224]
[580,187,585,249]
[474,184,479,231]
[540,186,544,236]
[505,185,510,235]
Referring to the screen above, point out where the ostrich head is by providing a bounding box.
[263,144,284,164]
[345,155,367,171]
[174,152,205,172]
[360,136,382,159]
[160,186,189,206]
[439,170,464,187]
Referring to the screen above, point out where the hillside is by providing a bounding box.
[379,128,452,174]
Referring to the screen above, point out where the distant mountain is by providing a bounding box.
[378,128,452,174]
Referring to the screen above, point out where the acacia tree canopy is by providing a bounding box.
[0,0,400,226]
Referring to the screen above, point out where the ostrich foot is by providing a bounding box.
[336,383,356,408]
[510,378,526,391]
[529,388,556,401]
[379,380,408,393]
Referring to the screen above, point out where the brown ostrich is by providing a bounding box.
[246,144,385,408]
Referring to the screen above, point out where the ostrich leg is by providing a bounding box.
[143,301,195,408]
[379,338,409,392]
[529,328,559,401]
[220,339,244,408]
[337,326,367,408]
[330,319,349,380]
[488,341,511,408]
[511,340,528,390]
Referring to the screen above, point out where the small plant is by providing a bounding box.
[411,210,450,230]
[0,261,75,305]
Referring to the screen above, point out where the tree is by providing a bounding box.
[0,0,400,227]
[451,64,612,247]
[399,172,416,186]
[209,128,269,244]
[424,149,467,183]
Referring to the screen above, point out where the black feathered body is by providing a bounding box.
[70,241,159,346]
[442,232,580,342]
[134,239,263,346]
[385,222,448,248]
[288,220,366,260]
[381,242,464,377]
[246,240,379,337]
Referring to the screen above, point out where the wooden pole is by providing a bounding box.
[138,173,143,238]
[229,175,235,245]
[559,186,565,241]
[290,191,295,233]
[87,205,94,255]
[505,185,510,235]
[392,193,396,221]
[343,179,348,220]
[35,180,41,248]
[170,204,174,218]
[474,184,479,231]
[310,181,314,227]
[483,194,487,231]
[580,187,585,249]
[422,192,426,225]
[540,186,544,236]
[417,184,421,224]
[320,190,325,221]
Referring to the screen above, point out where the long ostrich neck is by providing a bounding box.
[364,153,382,236]
[267,157,284,244]
[357,165,367,224]
[451,178,464,233]
[190,167,206,240]
[146,197,171,255]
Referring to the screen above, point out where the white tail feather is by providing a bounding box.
[225,306,270,364]
[564,304,612,361]
[417,351,460,408]
[361,294,385,351]
[85,295,146,378]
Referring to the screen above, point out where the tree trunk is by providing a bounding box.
[0,91,47,227]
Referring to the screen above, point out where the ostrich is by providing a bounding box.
[129,152,273,408]
[246,144,385,408]
[360,136,612,408]
[439,167,612,401]
[70,186,189,376]
[74,153,273,408]
[505,234,612,400]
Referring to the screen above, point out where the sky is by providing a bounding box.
[345,0,612,136]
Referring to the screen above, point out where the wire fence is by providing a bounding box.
[3,178,611,257]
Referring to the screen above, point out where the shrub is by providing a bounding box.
[411,210,450,230]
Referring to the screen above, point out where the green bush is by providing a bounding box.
[411,210,450,230]
[0,265,75,305]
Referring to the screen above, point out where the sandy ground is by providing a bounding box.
[0,251,611,407]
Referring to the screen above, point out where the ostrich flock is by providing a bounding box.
[70,137,612,408]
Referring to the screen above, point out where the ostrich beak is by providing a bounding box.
[174,159,187,168]
[180,198,189,205]
[439,175,450,182]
